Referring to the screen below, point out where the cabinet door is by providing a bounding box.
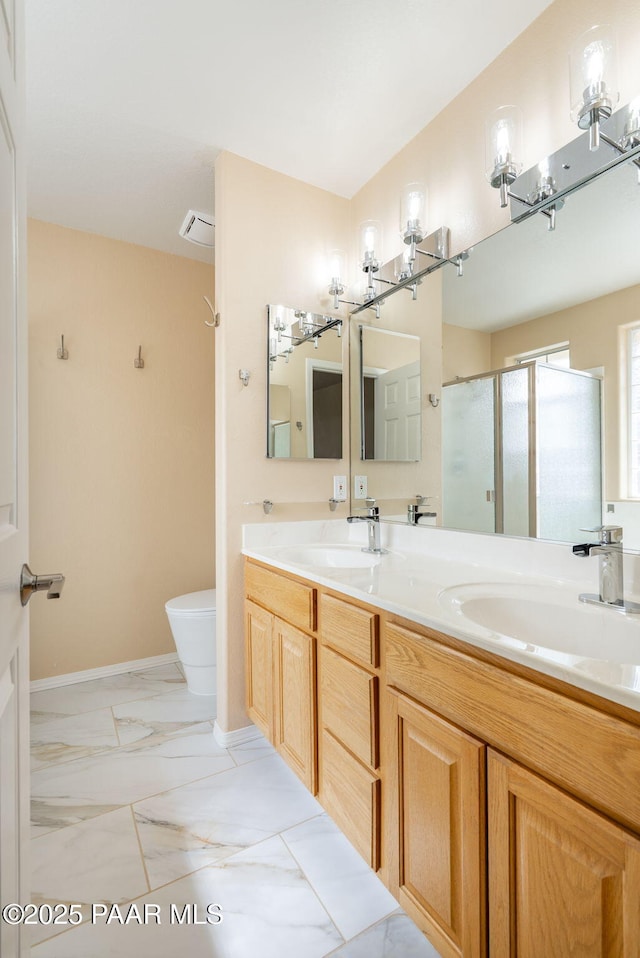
[273,618,317,793]
[245,600,273,740]
[489,750,640,957]
[387,691,486,958]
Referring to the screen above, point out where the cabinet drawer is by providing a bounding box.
[319,729,380,870]
[245,561,316,633]
[320,645,378,769]
[320,593,378,667]
[385,621,640,834]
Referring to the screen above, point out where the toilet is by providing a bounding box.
[165,589,217,696]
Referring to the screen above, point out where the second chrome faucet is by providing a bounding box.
[572,525,640,613]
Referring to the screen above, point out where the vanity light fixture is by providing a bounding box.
[400,182,427,265]
[486,105,523,208]
[327,249,346,310]
[569,24,619,152]
[359,220,382,304]
[528,157,564,231]
[267,304,342,370]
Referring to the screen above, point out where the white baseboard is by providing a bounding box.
[30,652,181,693]
[213,720,262,749]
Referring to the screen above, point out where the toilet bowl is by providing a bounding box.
[165,589,217,696]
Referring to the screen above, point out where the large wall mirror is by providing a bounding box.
[267,305,344,459]
[351,150,640,545]
[441,153,640,545]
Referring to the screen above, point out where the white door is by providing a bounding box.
[0,1,29,954]
[374,360,421,460]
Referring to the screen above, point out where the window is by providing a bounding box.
[514,344,571,368]
[627,325,640,498]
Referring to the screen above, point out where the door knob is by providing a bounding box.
[20,564,65,606]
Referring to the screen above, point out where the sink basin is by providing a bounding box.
[273,543,384,570]
[438,582,640,664]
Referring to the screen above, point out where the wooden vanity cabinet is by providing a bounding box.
[489,751,640,957]
[318,591,381,869]
[245,557,640,958]
[244,562,317,793]
[384,617,640,958]
[384,690,486,958]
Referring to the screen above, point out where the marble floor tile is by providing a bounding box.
[30,708,120,771]
[327,913,442,958]
[112,687,216,745]
[31,722,234,835]
[227,731,276,766]
[31,835,344,958]
[282,813,398,941]
[134,753,322,887]
[30,806,149,946]
[31,665,184,724]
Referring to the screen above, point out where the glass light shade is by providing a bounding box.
[485,105,523,185]
[394,247,413,281]
[569,24,619,128]
[622,96,640,151]
[400,182,427,243]
[327,248,345,287]
[359,220,382,270]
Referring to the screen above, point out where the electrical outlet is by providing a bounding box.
[333,475,347,501]
[354,475,368,499]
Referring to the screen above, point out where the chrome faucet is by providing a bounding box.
[408,495,437,525]
[347,500,388,555]
[572,525,640,613]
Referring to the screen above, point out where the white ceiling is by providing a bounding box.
[25,0,555,264]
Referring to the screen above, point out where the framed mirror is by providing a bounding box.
[267,304,344,459]
[349,275,443,520]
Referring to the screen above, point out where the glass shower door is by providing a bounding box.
[442,377,496,533]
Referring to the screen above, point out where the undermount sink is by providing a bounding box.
[273,543,385,569]
[438,582,640,664]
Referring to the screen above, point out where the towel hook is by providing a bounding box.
[57,334,69,360]
[203,296,220,328]
[134,345,144,369]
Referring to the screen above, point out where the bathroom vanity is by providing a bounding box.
[243,521,640,958]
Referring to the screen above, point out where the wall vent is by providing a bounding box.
[179,210,215,247]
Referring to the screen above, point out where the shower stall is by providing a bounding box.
[442,361,602,542]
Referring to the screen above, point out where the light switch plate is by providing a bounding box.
[333,475,347,501]
[354,475,368,499]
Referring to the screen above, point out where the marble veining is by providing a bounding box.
[30,708,120,771]
[31,721,235,835]
[30,665,185,725]
[134,753,322,887]
[112,687,216,745]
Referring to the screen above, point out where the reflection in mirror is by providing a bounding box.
[441,154,640,545]
[442,361,601,541]
[360,325,421,461]
[267,305,343,459]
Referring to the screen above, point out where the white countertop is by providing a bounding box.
[242,519,640,714]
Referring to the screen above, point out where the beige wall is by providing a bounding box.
[216,0,640,734]
[28,220,215,680]
[214,153,351,732]
[442,324,492,383]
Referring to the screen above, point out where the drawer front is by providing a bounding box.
[320,645,378,769]
[319,729,380,870]
[245,561,316,633]
[385,621,640,834]
[320,592,378,667]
